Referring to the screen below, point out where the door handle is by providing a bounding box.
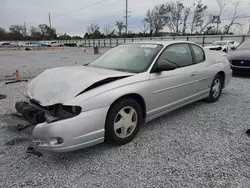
[191,72,196,76]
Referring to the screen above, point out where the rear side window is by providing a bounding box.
[191,45,205,63]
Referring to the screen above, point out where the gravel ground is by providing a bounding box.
[0,47,107,81]
[0,49,250,187]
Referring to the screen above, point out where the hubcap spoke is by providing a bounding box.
[127,108,135,121]
[121,127,128,137]
[120,109,127,118]
[114,119,123,131]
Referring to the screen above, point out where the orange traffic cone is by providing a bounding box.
[13,70,19,81]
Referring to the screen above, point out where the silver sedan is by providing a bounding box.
[15,41,232,152]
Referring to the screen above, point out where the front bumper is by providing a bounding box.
[231,65,250,72]
[32,106,109,152]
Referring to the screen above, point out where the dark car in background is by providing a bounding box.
[227,41,250,73]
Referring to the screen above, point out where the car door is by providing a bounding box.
[148,43,201,118]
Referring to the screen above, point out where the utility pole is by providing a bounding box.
[248,23,250,34]
[23,22,27,36]
[48,13,52,28]
[125,0,128,34]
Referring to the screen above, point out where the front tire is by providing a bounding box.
[206,74,223,103]
[105,98,143,145]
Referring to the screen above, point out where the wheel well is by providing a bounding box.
[109,94,146,119]
[218,71,225,87]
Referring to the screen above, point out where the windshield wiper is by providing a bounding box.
[113,68,138,73]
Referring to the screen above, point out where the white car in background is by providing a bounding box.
[0,42,18,47]
[204,40,239,53]
[0,42,11,46]
[17,42,39,47]
[46,41,64,47]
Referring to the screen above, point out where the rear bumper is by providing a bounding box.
[32,106,109,152]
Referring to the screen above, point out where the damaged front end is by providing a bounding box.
[15,100,82,125]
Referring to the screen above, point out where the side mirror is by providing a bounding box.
[155,61,177,72]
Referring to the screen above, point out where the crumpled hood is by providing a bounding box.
[227,50,250,60]
[27,66,133,106]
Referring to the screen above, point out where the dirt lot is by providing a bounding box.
[1,48,250,187]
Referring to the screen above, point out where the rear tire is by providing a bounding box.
[206,74,223,103]
[105,98,143,145]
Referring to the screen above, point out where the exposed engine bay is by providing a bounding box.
[15,101,81,125]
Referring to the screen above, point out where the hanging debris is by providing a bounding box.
[4,137,31,146]
[246,129,250,137]
[0,94,6,100]
[16,124,32,131]
[26,147,43,157]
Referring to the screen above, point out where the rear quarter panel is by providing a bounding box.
[205,50,232,86]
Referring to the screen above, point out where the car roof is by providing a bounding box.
[131,40,198,47]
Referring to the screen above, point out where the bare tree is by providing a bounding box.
[199,14,220,34]
[164,2,185,34]
[224,0,241,34]
[144,5,166,35]
[116,21,126,36]
[87,23,99,34]
[0,28,8,40]
[190,0,208,34]
[103,24,113,36]
[182,7,191,34]
[140,20,149,34]
[144,10,153,35]
[216,0,231,33]
[9,25,24,34]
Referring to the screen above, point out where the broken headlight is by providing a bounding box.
[50,104,82,119]
[43,104,82,123]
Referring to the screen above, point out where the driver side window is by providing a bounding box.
[157,44,193,68]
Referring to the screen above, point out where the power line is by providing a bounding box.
[54,0,124,18]
[54,0,106,17]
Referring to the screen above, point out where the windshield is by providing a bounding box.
[88,44,163,73]
[236,42,250,50]
[213,41,227,46]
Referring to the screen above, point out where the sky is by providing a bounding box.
[0,0,250,36]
